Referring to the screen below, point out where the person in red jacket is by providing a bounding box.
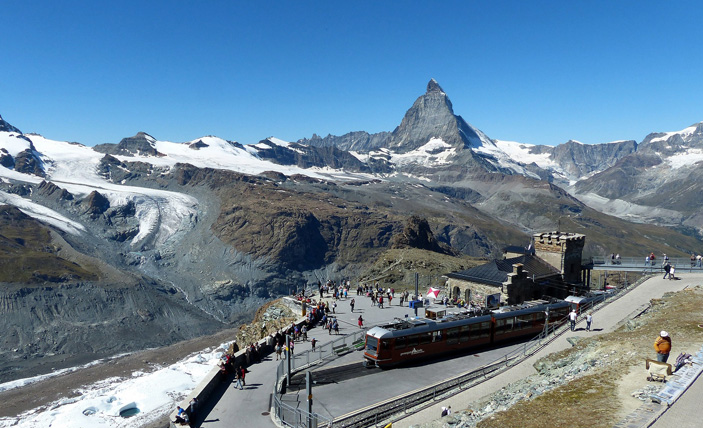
[654,331,672,363]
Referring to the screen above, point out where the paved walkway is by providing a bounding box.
[400,273,703,427]
[200,291,420,428]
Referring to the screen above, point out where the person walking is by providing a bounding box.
[569,309,577,331]
[663,262,671,279]
[654,331,672,363]
[311,337,317,351]
[669,265,676,280]
[378,295,384,309]
[350,298,355,313]
[586,313,593,331]
[333,318,339,335]
[358,315,364,328]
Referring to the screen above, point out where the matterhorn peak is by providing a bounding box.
[426,79,444,94]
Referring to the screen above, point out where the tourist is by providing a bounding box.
[174,406,187,424]
[234,367,244,390]
[654,331,672,363]
[663,262,671,279]
[586,313,593,331]
[350,298,355,313]
[275,342,282,360]
[311,337,317,351]
[569,309,577,331]
[189,397,198,416]
[358,315,364,328]
[333,318,339,335]
[669,265,676,280]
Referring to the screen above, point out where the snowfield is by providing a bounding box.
[0,344,229,428]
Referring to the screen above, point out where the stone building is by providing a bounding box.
[444,231,590,306]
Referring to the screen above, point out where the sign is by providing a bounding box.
[486,293,501,308]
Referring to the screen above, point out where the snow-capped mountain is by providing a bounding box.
[1,80,702,397]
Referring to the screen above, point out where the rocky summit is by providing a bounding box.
[0,80,701,381]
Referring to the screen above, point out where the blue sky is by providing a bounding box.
[1,1,702,147]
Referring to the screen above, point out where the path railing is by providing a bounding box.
[592,256,702,272]
[272,328,368,428]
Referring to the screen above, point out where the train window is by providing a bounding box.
[366,337,378,352]
[469,323,481,339]
[433,331,443,342]
[505,317,514,332]
[407,335,419,347]
[395,337,406,350]
[420,332,432,344]
[446,327,459,345]
[459,324,471,342]
[479,322,490,338]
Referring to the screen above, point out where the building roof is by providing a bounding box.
[445,254,561,287]
[502,245,535,255]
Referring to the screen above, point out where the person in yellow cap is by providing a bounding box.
[654,331,672,363]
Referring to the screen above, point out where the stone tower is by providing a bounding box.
[532,231,585,284]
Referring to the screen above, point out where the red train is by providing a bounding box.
[363,296,603,368]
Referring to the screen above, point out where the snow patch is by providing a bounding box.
[666,148,703,169]
[0,190,85,235]
[0,345,229,428]
[389,138,456,166]
[649,124,701,143]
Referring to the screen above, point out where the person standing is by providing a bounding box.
[586,313,593,332]
[358,315,364,328]
[189,397,198,417]
[350,298,355,313]
[669,265,676,280]
[311,337,317,351]
[234,368,244,390]
[569,309,577,331]
[654,331,672,363]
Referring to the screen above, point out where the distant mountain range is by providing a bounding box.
[1,81,701,380]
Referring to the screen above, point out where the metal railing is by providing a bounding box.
[272,329,368,428]
[592,256,703,272]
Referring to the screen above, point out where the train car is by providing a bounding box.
[363,299,578,368]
